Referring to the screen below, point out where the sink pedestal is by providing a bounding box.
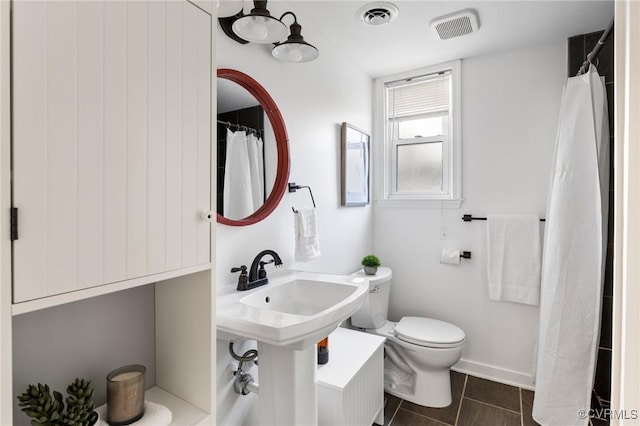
[257,342,317,426]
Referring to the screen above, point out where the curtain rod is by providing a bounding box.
[217,119,260,134]
[576,18,614,76]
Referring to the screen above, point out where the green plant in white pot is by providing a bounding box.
[361,255,381,275]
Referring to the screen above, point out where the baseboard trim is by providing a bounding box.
[452,358,535,390]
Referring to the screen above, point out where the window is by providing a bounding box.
[375,61,461,207]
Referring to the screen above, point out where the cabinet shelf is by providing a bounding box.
[12,264,211,316]
[146,387,210,425]
[96,386,210,426]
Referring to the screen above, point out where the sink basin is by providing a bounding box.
[217,271,368,349]
[241,279,359,315]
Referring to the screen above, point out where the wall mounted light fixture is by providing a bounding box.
[272,12,319,63]
[232,0,288,43]
[219,0,319,63]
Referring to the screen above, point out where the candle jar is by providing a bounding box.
[106,364,146,425]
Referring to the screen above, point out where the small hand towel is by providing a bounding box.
[96,400,172,426]
[486,214,542,305]
[295,208,321,261]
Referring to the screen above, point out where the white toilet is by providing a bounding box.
[351,267,465,408]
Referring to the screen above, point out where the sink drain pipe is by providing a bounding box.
[229,341,260,395]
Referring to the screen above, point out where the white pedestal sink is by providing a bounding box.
[217,271,369,426]
[257,343,317,425]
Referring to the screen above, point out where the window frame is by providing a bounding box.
[374,60,462,208]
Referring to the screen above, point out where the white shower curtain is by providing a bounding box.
[223,129,265,219]
[533,65,609,425]
[246,133,265,209]
[224,129,253,219]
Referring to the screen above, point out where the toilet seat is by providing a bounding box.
[394,317,465,349]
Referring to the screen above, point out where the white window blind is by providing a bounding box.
[387,71,451,119]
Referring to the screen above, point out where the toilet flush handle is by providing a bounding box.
[370,285,380,293]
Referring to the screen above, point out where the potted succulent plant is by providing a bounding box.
[361,255,381,275]
[17,378,99,426]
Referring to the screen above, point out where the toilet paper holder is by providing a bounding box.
[441,248,472,265]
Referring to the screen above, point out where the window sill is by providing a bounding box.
[374,198,463,209]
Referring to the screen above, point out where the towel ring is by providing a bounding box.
[289,182,316,213]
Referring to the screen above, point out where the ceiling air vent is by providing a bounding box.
[357,2,399,26]
[430,9,480,40]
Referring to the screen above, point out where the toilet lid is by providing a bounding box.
[394,317,465,348]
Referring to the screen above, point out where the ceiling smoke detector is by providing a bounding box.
[357,2,399,26]
[430,9,480,40]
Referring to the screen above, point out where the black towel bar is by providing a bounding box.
[462,214,545,222]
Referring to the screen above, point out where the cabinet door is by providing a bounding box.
[12,1,211,303]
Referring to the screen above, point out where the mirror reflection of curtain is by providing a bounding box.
[247,133,265,209]
[223,129,265,219]
[223,129,252,219]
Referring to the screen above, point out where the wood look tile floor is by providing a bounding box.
[382,372,569,426]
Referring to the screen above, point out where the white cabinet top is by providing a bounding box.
[317,326,385,390]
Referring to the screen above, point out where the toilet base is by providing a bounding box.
[384,367,453,408]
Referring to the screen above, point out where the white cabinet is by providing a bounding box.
[2,1,216,424]
[317,327,385,426]
[11,1,212,303]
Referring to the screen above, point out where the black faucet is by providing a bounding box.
[231,250,283,291]
[249,250,283,284]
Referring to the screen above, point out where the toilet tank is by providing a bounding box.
[350,267,392,329]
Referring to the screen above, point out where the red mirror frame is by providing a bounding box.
[216,69,290,226]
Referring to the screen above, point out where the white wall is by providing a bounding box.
[215,13,373,425]
[373,41,567,387]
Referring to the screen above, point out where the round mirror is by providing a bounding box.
[216,69,290,226]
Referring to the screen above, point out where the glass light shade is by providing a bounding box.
[272,41,319,63]
[217,0,244,18]
[232,15,288,43]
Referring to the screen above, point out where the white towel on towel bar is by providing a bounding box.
[486,214,542,305]
[295,208,321,261]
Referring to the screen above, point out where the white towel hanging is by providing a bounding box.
[486,214,542,305]
[295,208,321,261]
